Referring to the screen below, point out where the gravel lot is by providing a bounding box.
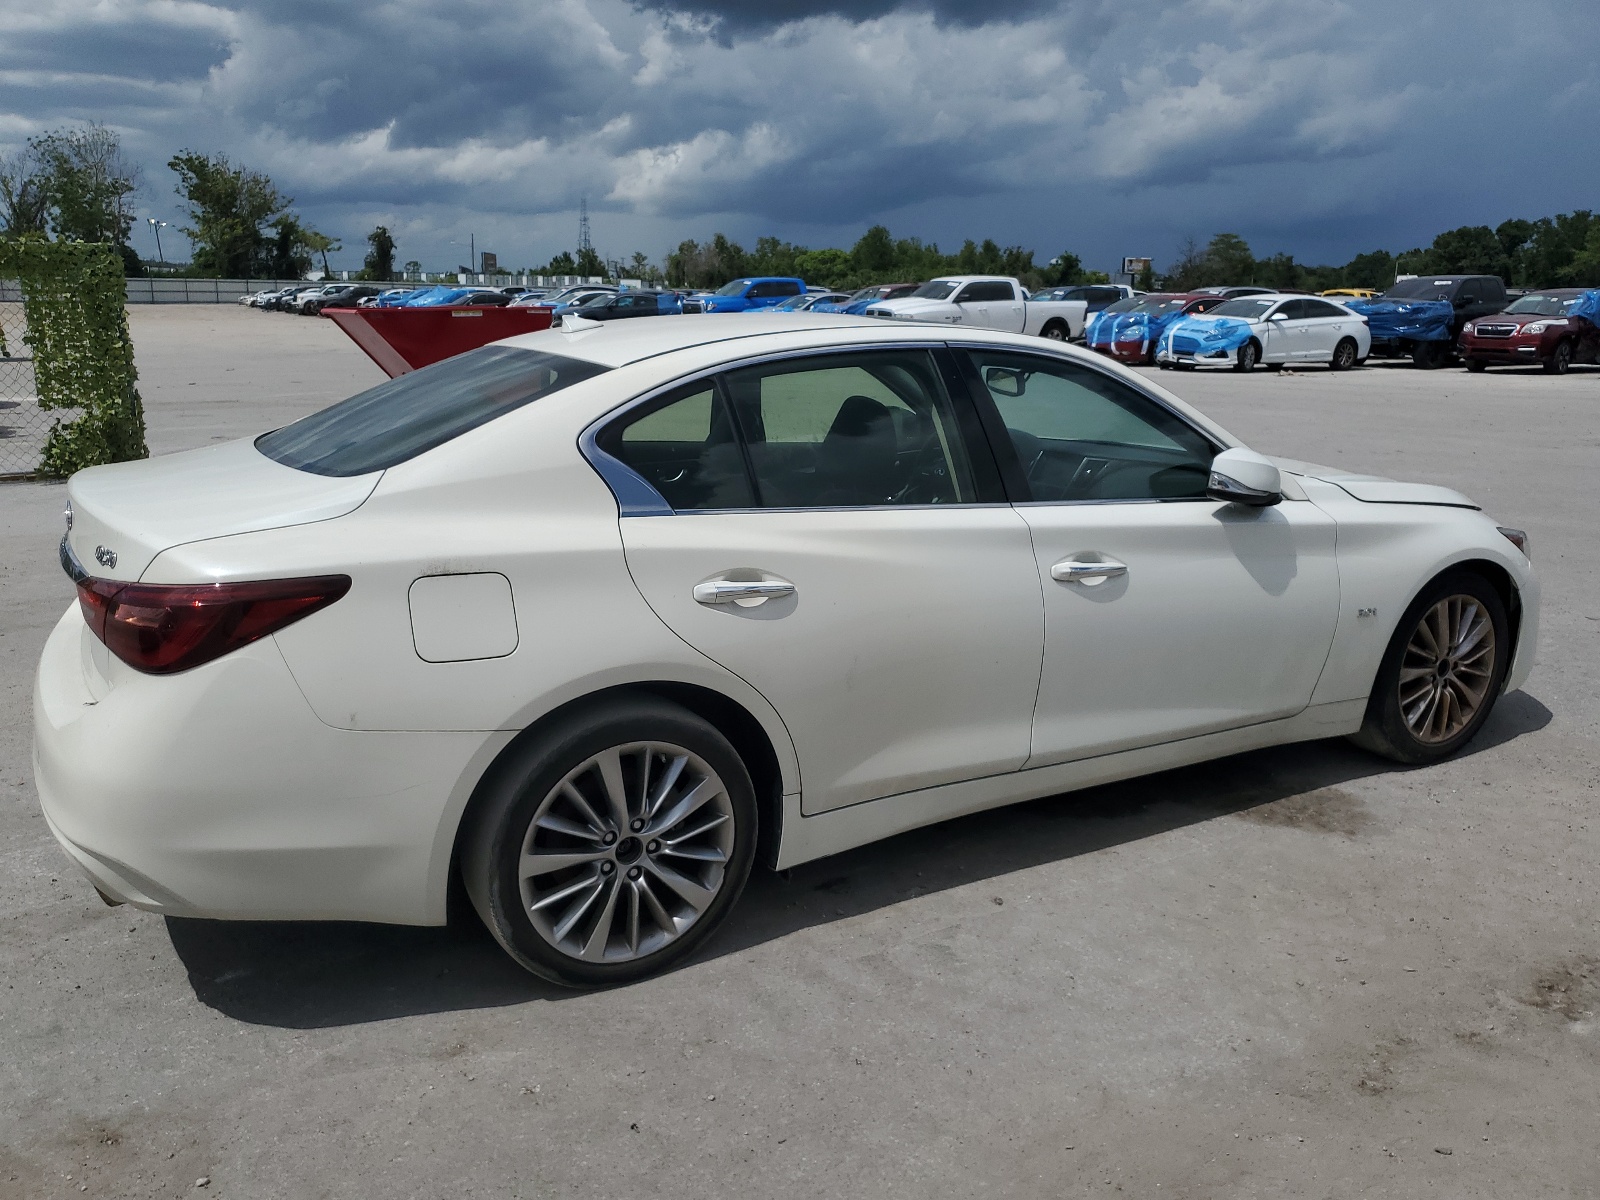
[2,306,1596,1199]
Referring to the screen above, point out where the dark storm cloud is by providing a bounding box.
[1,0,1593,275]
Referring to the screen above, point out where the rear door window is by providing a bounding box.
[257,346,610,476]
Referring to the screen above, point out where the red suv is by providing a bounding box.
[1459,289,1600,374]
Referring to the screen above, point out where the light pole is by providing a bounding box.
[147,218,168,270]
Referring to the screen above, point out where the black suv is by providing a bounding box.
[1373,274,1508,368]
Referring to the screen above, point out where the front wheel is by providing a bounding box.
[1350,571,1510,764]
[1465,358,1488,373]
[1233,340,1259,372]
[462,696,758,987]
[1543,340,1572,374]
[1330,338,1358,371]
[1411,342,1444,369]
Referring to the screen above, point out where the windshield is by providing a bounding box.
[775,294,812,310]
[577,293,612,308]
[1129,297,1188,315]
[256,346,611,477]
[1100,297,1142,314]
[848,287,879,302]
[1208,298,1277,318]
[1504,293,1572,316]
[1384,278,1457,301]
[911,281,959,300]
[714,279,751,297]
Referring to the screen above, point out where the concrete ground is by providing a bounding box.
[2,306,1596,1199]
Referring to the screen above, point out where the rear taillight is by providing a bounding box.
[76,575,350,674]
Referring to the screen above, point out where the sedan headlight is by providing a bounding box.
[1521,321,1550,336]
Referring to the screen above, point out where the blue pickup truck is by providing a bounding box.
[683,277,807,313]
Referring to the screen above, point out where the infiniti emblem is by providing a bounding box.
[94,545,118,569]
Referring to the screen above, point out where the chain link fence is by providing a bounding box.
[0,280,77,478]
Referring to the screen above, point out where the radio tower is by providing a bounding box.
[578,197,592,256]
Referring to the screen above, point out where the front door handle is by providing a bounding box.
[1050,558,1127,585]
[693,577,796,607]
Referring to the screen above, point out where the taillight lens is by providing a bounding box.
[76,575,350,674]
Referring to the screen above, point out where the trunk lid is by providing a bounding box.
[65,437,380,582]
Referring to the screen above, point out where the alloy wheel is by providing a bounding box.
[1397,595,1498,744]
[517,742,735,963]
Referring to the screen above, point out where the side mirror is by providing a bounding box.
[1269,312,1289,321]
[983,366,1027,397]
[1208,448,1282,507]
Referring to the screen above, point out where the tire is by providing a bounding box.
[1233,340,1259,372]
[1040,321,1069,342]
[1350,570,1511,764]
[1411,342,1443,369]
[1543,340,1572,375]
[1330,338,1358,371]
[461,695,758,987]
[1265,363,1283,372]
[1465,358,1488,373]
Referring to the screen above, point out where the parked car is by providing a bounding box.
[515,285,618,311]
[811,284,921,315]
[303,285,380,316]
[1459,288,1600,374]
[682,278,807,314]
[864,276,1087,340]
[563,290,683,321]
[265,285,319,312]
[287,285,346,315]
[39,314,1537,986]
[1192,286,1278,299]
[1033,284,1139,314]
[1362,275,1509,368]
[1156,294,1372,372]
[1086,293,1225,365]
[773,292,850,312]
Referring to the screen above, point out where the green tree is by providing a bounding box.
[1161,237,1207,291]
[1564,224,1600,287]
[267,215,312,279]
[748,236,800,278]
[574,244,607,278]
[1428,225,1504,278]
[1255,252,1305,290]
[402,259,422,276]
[1202,233,1255,286]
[1343,249,1395,289]
[794,247,851,286]
[168,151,291,277]
[0,145,50,237]
[359,225,396,280]
[544,250,578,275]
[27,125,141,273]
[301,229,340,277]
[851,225,896,277]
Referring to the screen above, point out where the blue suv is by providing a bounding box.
[684,277,807,313]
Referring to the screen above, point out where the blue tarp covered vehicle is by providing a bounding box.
[1346,299,1454,342]
[1157,315,1256,364]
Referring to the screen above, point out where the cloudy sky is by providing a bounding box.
[2,0,1595,274]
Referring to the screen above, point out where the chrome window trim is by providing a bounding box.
[59,535,89,584]
[578,341,970,518]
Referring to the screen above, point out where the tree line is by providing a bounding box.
[1163,216,1600,293]
[4,123,1595,291]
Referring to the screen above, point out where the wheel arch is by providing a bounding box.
[1039,317,1070,340]
[442,680,791,922]
[1374,556,1524,702]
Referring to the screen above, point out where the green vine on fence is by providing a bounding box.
[0,239,148,476]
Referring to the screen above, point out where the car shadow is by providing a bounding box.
[167,690,1552,1028]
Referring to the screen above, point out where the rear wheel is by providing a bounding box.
[462,696,758,987]
[1351,571,1510,764]
[1544,340,1573,374]
[1330,338,1358,371]
[1411,341,1446,369]
[1233,340,1259,372]
[1040,320,1069,342]
[1465,358,1488,373]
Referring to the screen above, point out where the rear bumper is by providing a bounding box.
[33,604,495,926]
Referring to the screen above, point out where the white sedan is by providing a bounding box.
[1156,294,1372,371]
[36,315,1536,986]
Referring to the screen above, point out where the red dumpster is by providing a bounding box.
[323,305,556,378]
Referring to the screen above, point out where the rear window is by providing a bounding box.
[256,346,610,477]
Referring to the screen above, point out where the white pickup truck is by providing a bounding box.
[863,275,1087,341]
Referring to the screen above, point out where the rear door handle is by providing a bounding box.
[693,577,796,607]
[1050,558,1127,585]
